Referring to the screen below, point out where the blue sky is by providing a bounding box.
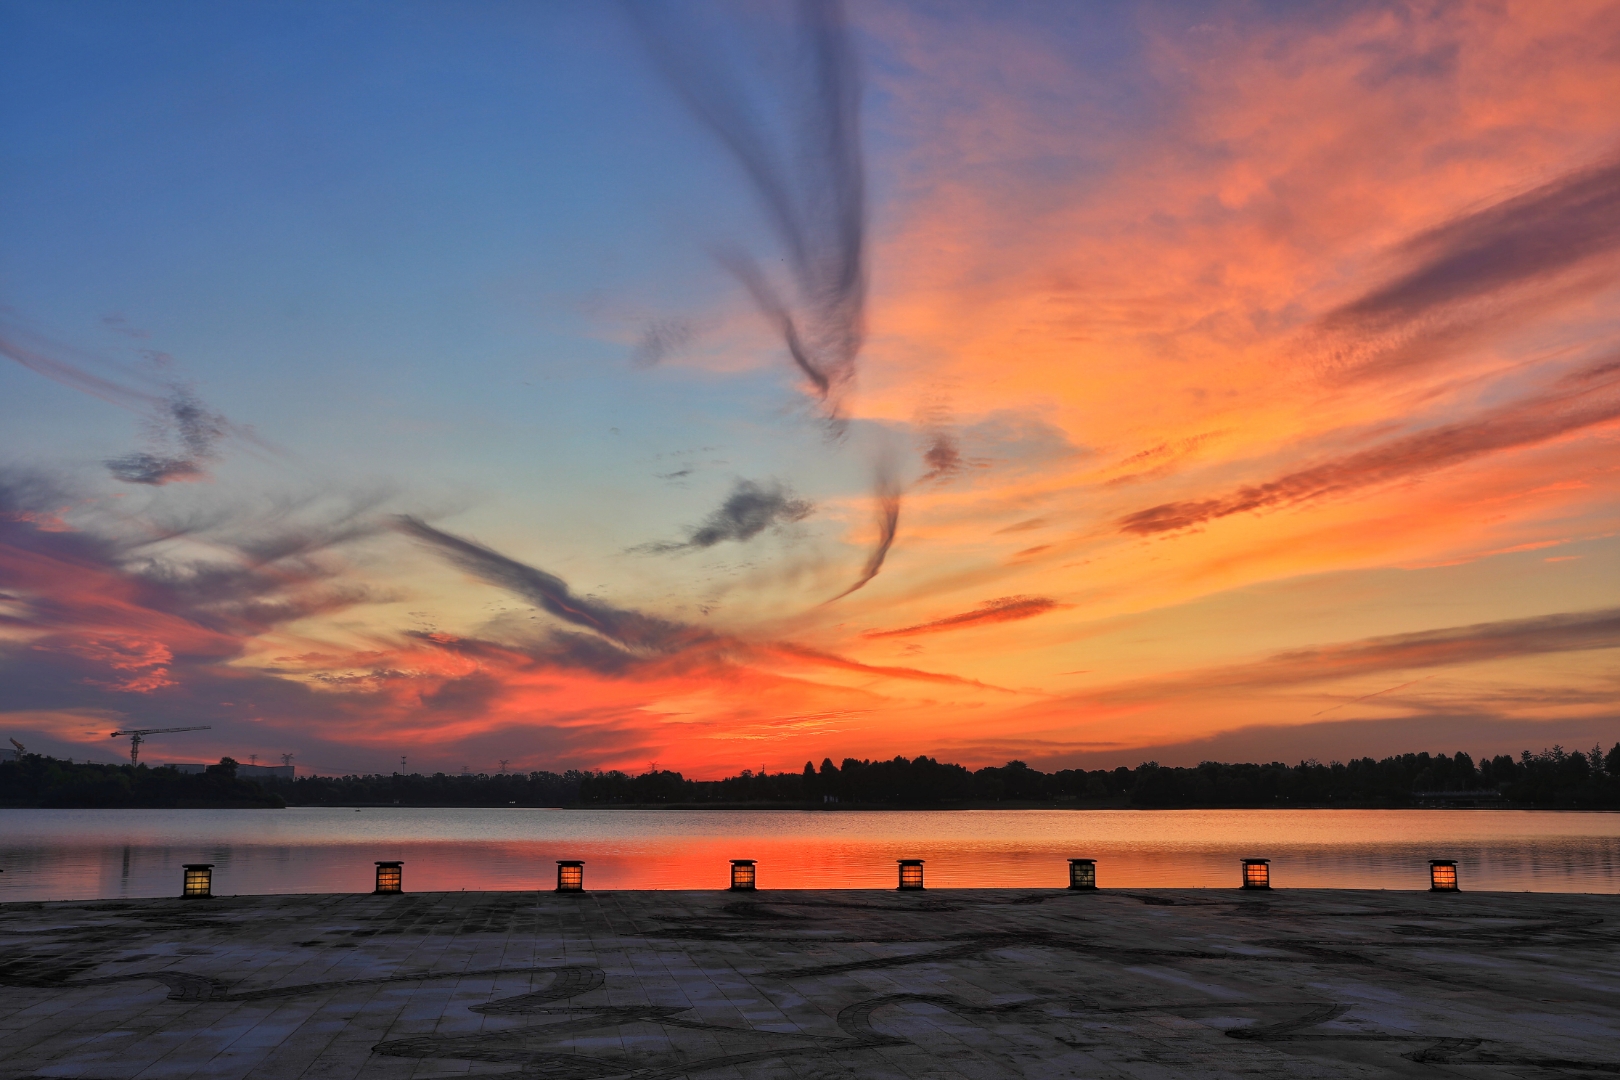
[3,1,1617,775]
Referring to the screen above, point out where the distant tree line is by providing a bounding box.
[570,744,1620,809]
[0,755,283,808]
[7,743,1619,809]
[259,768,586,807]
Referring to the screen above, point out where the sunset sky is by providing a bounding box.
[3,0,1618,777]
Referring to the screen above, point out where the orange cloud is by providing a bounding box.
[862,596,1061,639]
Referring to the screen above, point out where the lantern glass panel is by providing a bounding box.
[182,864,212,898]
[557,861,584,892]
[375,862,403,894]
[1241,860,1270,889]
[1069,859,1096,889]
[730,861,756,890]
[897,860,925,890]
[1430,861,1458,891]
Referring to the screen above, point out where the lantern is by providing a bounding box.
[374,861,403,894]
[1240,858,1270,889]
[182,863,213,898]
[556,860,584,892]
[1429,859,1459,892]
[897,859,925,890]
[729,860,757,891]
[1068,858,1097,890]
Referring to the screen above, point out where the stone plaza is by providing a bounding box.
[2,885,1616,1078]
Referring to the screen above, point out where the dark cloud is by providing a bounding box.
[105,388,227,485]
[825,463,900,602]
[103,452,207,485]
[863,596,1061,639]
[1316,154,1620,380]
[630,0,866,416]
[394,516,708,654]
[1,328,235,485]
[918,431,963,484]
[635,479,813,554]
[1120,357,1620,535]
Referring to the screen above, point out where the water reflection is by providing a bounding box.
[0,807,1616,901]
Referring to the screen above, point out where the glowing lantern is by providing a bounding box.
[182,863,213,898]
[556,860,584,892]
[1241,858,1271,890]
[897,859,925,890]
[730,860,757,891]
[1068,858,1097,890]
[1429,860,1459,892]
[374,861,403,894]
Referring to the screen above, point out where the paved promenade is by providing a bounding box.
[1,887,1616,1079]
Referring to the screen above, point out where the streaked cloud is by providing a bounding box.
[1119,357,1620,535]
[863,596,1060,639]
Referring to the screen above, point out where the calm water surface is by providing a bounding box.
[2,807,1617,900]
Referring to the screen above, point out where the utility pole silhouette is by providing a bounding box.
[400,755,408,774]
[281,753,294,767]
[498,759,510,774]
[249,753,258,767]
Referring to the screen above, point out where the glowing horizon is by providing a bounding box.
[2,1,1617,777]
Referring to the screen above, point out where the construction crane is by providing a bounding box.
[108,726,211,766]
[7,738,23,760]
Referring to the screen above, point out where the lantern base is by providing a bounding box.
[1068,883,1098,891]
[1239,883,1271,890]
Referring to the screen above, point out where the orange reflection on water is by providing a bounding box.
[2,808,1617,901]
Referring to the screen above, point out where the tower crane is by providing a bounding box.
[108,726,211,766]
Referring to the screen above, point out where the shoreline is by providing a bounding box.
[10,800,1620,811]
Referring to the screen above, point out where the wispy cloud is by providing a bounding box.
[1316,154,1620,381]
[630,0,866,417]
[105,388,227,485]
[395,515,989,692]
[1339,154,1620,322]
[863,596,1060,639]
[633,479,812,554]
[1075,607,1620,708]
[2,329,237,485]
[395,515,705,654]
[1120,357,1620,535]
[825,461,900,602]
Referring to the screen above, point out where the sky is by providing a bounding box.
[2,0,1618,778]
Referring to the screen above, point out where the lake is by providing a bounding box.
[2,807,1617,901]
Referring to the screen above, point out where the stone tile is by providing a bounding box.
[1,888,1617,1078]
